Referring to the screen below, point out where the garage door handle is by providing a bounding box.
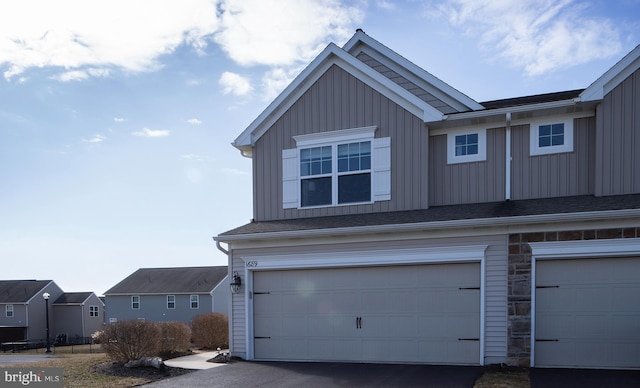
[458,338,479,341]
[536,285,559,289]
[535,339,559,342]
[255,336,271,339]
[356,316,362,329]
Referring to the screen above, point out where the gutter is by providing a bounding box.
[214,208,640,243]
[215,239,229,255]
[440,99,579,122]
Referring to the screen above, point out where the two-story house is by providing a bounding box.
[104,266,229,324]
[0,280,104,347]
[215,30,640,370]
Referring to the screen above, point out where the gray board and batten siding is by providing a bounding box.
[597,67,640,196]
[511,117,596,200]
[253,64,429,222]
[429,127,506,206]
[229,234,509,364]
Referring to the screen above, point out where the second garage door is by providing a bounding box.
[535,257,640,368]
[253,262,480,364]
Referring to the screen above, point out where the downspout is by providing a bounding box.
[505,112,512,201]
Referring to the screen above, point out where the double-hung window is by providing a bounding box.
[530,117,573,156]
[190,295,199,309]
[131,295,140,310]
[6,304,13,318]
[167,295,175,309]
[299,142,372,207]
[89,305,99,317]
[283,126,390,209]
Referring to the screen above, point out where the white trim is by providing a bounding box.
[529,238,640,367]
[580,44,640,102]
[294,126,376,147]
[447,127,487,164]
[241,245,488,364]
[233,43,443,150]
[343,30,484,111]
[529,116,574,156]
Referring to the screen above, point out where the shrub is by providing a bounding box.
[191,313,228,349]
[95,320,161,363]
[157,321,192,358]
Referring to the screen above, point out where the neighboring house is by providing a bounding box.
[215,29,640,370]
[0,280,63,344]
[104,266,229,324]
[51,292,105,344]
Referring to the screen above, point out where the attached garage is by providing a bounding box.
[534,256,640,369]
[252,262,481,364]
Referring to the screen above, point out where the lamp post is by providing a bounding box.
[42,292,51,354]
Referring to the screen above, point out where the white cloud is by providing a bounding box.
[186,118,203,125]
[433,0,623,76]
[215,0,362,67]
[83,134,106,143]
[220,167,248,176]
[261,66,305,101]
[132,127,170,138]
[0,0,219,81]
[114,117,127,122]
[181,153,208,161]
[219,72,253,96]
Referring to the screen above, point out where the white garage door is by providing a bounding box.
[535,257,640,369]
[253,262,480,364]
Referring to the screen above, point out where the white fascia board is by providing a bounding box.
[215,208,640,243]
[234,44,443,151]
[343,31,484,111]
[579,44,640,102]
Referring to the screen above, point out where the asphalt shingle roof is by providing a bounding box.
[480,89,584,110]
[104,266,227,295]
[53,292,93,305]
[0,280,51,303]
[219,194,640,237]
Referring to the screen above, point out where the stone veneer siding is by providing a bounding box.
[507,227,640,366]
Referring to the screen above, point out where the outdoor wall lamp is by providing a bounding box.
[42,292,52,354]
[230,272,242,294]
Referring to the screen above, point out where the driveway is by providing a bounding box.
[530,367,640,388]
[145,361,484,388]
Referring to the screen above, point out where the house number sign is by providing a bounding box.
[246,261,258,267]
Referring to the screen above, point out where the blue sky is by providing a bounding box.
[1,0,639,295]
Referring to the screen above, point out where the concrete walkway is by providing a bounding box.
[164,351,228,370]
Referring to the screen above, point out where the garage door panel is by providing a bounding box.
[254,262,480,364]
[536,257,640,368]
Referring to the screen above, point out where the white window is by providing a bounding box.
[89,305,99,317]
[190,295,199,309]
[447,127,487,164]
[131,295,140,309]
[167,295,175,309]
[6,304,13,318]
[530,118,574,156]
[283,126,391,209]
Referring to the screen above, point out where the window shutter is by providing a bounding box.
[282,148,299,208]
[372,137,391,201]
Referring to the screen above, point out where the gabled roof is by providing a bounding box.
[232,30,484,156]
[580,44,640,102]
[104,266,228,295]
[0,280,52,303]
[343,30,484,112]
[53,292,95,305]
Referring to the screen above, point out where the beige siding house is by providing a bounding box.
[216,30,640,369]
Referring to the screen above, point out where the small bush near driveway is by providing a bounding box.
[191,312,229,349]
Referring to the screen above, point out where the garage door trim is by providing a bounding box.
[241,244,488,363]
[530,237,640,368]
